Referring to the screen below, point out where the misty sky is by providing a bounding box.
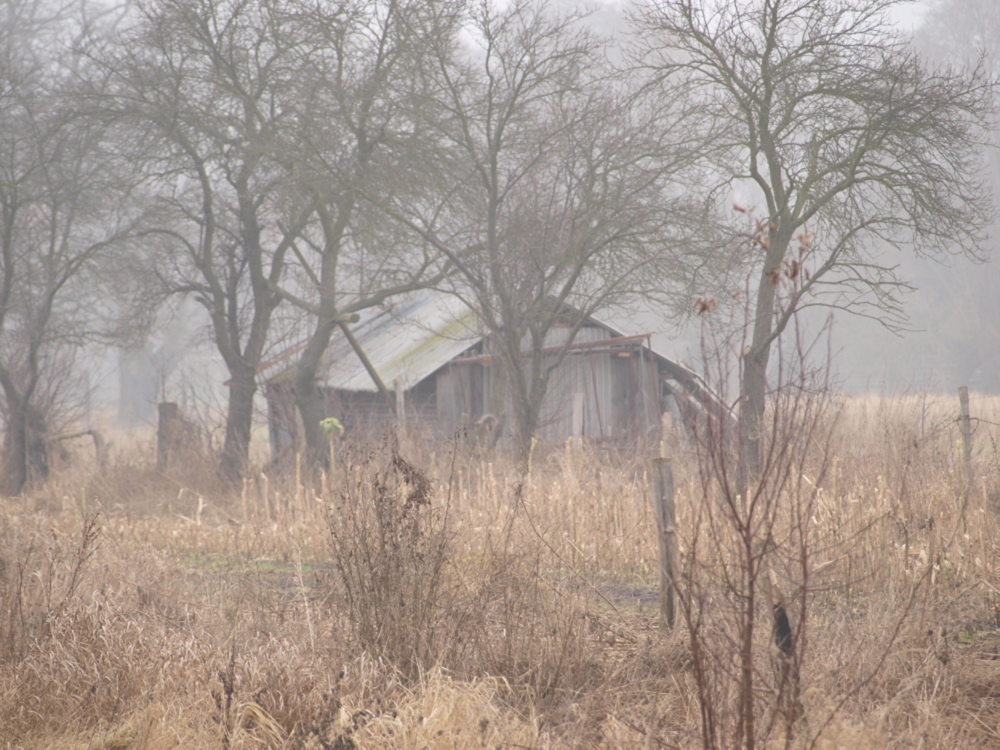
[77,0,1000,418]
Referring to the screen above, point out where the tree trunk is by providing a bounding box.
[741,345,769,478]
[737,553,757,750]
[508,351,549,465]
[2,401,29,496]
[1,397,47,496]
[294,318,338,470]
[740,232,789,480]
[511,389,542,464]
[219,368,257,482]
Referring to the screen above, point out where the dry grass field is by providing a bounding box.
[2,392,1000,748]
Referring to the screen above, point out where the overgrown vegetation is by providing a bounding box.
[0,392,997,748]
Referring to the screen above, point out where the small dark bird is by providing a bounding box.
[773,603,793,656]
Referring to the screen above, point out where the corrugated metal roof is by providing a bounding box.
[261,293,726,418]
[306,295,481,393]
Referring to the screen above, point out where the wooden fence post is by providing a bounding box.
[958,385,972,529]
[653,454,678,628]
[395,378,406,433]
[958,386,973,496]
[157,402,181,470]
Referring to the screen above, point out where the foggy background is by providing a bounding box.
[79,0,998,436]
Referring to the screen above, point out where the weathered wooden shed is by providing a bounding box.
[260,295,722,462]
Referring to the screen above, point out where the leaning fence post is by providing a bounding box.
[958,385,973,498]
[652,452,677,628]
[157,402,181,470]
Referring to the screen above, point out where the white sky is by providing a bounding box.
[889,1,930,34]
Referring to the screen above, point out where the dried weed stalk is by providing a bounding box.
[676,327,933,750]
[329,434,448,680]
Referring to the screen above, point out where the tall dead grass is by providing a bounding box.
[0,392,998,747]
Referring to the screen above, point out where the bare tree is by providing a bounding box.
[274,0,457,468]
[0,0,136,494]
[675,321,937,750]
[385,0,709,458]
[633,0,995,471]
[103,0,312,480]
